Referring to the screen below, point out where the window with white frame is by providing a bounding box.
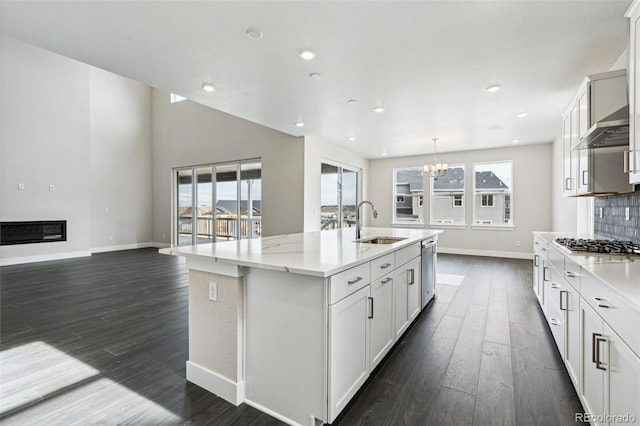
[320,163,359,230]
[393,167,424,224]
[473,161,513,226]
[430,165,465,226]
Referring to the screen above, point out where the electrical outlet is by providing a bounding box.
[625,207,630,221]
[208,282,218,302]
[17,183,25,190]
[515,240,521,247]
[108,236,113,241]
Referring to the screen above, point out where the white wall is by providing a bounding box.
[151,90,304,244]
[303,135,369,232]
[89,66,152,251]
[1,37,91,263]
[369,143,552,258]
[1,37,154,265]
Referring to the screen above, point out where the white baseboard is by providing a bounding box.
[152,242,171,249]
[186,361,244,406]
[91,242,154,254]
[0,250,92,266]
[438,247,533,260]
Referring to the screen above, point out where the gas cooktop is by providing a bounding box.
[555,238,640,256]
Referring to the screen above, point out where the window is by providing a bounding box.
[175,159,262,246]
[481,194,494,207]
[321,163,359,230]
[393,167,424,224]
[473,161,513,226]
[430,165,465,226]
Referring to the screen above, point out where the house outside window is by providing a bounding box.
[393,167,424,225]
[430,165,465,226]
[473,161,513,226]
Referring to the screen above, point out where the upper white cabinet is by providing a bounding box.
[627,0,640,184]
[562,106,578,196]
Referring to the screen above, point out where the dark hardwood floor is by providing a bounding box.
[0,249,585,425]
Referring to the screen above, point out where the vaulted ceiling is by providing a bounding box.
[1,1,632,158]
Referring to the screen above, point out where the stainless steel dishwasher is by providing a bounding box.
[421,238,436,308]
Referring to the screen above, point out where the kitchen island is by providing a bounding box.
[162,227,442,426]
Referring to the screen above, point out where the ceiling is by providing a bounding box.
[0,1,632,159]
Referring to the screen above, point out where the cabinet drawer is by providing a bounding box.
[370,253,395,281]
[563,258,580,291]
[329,263,370,304]
[547,246,565,278]
[581,270,640,358]
[534,236,549,258]
[395,243,420,267]
[546,277,565,315]
[547,298,566,359]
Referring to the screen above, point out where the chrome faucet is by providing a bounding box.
[356,201,378,240]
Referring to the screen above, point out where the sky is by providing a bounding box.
[321,171,357,206]
[179,180,262,206]
[475,162,512,188]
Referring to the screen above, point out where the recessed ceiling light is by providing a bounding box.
[373,106,385,113]
[512,139,520,143]
[347,99,357,104]
[246,28,263,39]
[486,84,501,93]
[202,83,215,92]
[309,72,322,80]
[294,121,305,128]
[348,137,357,142]
[299,50,316,60]
[517,112,528,118]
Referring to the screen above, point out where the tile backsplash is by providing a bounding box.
[593,186,639,244]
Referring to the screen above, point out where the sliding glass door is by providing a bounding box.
[175,159,262,246]
[320,163,359,230]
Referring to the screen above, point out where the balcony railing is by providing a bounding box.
[178,216,262,240]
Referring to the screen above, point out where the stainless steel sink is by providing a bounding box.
[355,236,407,244]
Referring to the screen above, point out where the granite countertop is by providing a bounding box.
[162,227,442,277]
[533,232,640,308]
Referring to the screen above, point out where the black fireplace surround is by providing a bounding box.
[0,221,67,246]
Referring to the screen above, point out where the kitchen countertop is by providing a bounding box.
[162,227,442,277]
[533,232,640,308]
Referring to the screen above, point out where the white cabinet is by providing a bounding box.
[581,302,640,426]
[328,284,370,421]
[407,257,421,322]
[533,238,546,305]
[393,267,409,339]
[562,105,578,196]
[369,274,394,371]
[627,0,640,184]
[564,281,581,388]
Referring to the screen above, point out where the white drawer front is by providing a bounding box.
[329,263,370,304]
[395,243,420,267]
[581,270,640,358]
[370,253,396,281]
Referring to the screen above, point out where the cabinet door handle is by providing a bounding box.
[592,297,610,309]
[564,271,577,278]
[380,262,392,269]
[582,170,588,186]
[592,332,600,364]
[550,282,561,289]
[624,150,630,173]
[549,317,560,326]
[368,297,374,319]
[381,277,392,284]
[565,177,572,190]
[347,276,363,285]
[534,255,539,267]
[595,334,606,371]
[543,266,549,281]
[560,290,567,311]
[408,268,415,285]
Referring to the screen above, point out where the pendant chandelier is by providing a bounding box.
[424,138,448,179]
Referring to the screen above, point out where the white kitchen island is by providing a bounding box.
[162,227,442,426]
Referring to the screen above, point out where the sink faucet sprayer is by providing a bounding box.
[356,201,378,240]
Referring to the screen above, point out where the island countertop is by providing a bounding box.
[161,227,442,277]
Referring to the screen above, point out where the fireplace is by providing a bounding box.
[0,221,67,246]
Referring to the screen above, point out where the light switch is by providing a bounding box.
[208,282,218,302]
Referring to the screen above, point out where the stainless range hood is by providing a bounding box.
[572,105,629,150]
